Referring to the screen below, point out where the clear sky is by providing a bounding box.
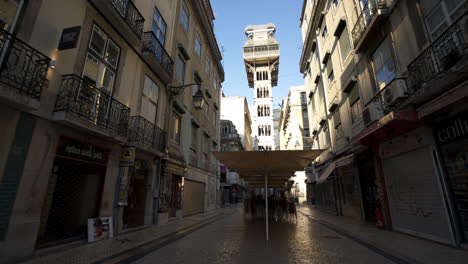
[211,0,304,109]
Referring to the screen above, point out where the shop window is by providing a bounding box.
[141,75,160,124]
[152,7,166,44]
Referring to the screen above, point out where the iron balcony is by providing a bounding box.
[129,115,167,154]
[0,28,50,109]
[351,0,387,51]
[53,74,130,138]
[407,11,468,100]
[141,31,174,84]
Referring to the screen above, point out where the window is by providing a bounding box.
[152,8,166,44]
[141,75,160,123]
[176,55,186,83]
[83,25,120,94]
[310,92,316,113]
[372,40,396,89]
[204,102,210,116]
[322,24,328,40]
[300,92,307,105]
[256,71,268,80]
[195,33,202,56]
[338,26,351,62]
[205,58,211,76]
[191,123,198,148]
[326,59,334,83]
[349,84,362,124]
[333,108,342,128]
[317,79,324,108]
[420,0,464,38]
[304,128,310,137]
[213,109,217,126]
[323,125,330,146]
[333,0,340,8]
[171,112,182,143]
[180,3,189,32]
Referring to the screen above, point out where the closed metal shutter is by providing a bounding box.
[183,180,205,216]
[383,146,453,244]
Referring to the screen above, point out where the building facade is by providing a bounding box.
[300,0,468,247]
[0,0,223,262]
[220,96,253,150]
[243,23,280,151]
[279,85,311,150]
[219,120,244,204]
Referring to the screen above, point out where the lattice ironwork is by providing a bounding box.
[54,74,130,136]
[109,0,144,39]
[407,11,468,92]
[0,29,50,99]
[351,0,387,47]
[142,31,174,76]
[129,116,167,152]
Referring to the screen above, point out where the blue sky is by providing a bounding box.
[211,0,304,108]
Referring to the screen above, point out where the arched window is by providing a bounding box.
[258,126,261,135]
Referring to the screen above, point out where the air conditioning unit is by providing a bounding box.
[363,102,384,126]
[383,79,408,106]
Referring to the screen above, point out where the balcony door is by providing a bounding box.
[141,75,160,124]
[81,25,121,124]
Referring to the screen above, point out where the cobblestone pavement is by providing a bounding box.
[130,208,394,264]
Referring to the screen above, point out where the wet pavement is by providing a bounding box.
[131,208,394,264]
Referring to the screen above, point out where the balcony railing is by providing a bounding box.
[243,45,280,59]
[129,116,167,152]
[142,32,174,76]
[0,29,50,99]
[109,0,144,39]
[54,74,130,136]
[351,0,386,47]
[407,12,468,92]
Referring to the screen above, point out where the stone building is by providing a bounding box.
[279,85,311,150]
[0,0,223,261]
[220,96,253,151]
[243,23,280,151]
[300,0,468,247]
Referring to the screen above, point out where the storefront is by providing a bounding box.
[122,159,151,229]
[357,150,380,223]
[315,163,338,215]
[335,156,363,220]
[381,127,454,244]
[434,110,468,243]
[37,137,108,247]
[182,179,205,216]
[159,160,184,221]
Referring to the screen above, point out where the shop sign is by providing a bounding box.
[120,146,136,167]
[87,217,113,242]
[57,137,108,163]
[434,111,468,145]
[58,26,81,50]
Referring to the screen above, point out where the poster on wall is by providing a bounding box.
[87,217,113,242]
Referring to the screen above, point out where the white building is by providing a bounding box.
[243,23,280,151]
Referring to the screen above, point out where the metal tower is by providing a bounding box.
[243,23,280,150]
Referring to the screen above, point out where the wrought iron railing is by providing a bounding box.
[243,44,280,58]
[0,29,50,99]
[54,74,130,136]
[142,31,174,76]
[129,116,167,152]
[109,0,144,39]
[407,11,468,91]
[351,0,386,46]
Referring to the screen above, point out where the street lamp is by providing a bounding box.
[193,88,205,110]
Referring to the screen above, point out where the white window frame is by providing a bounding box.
[180,3,190,32]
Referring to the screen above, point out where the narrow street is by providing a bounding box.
[128,208,393,264]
